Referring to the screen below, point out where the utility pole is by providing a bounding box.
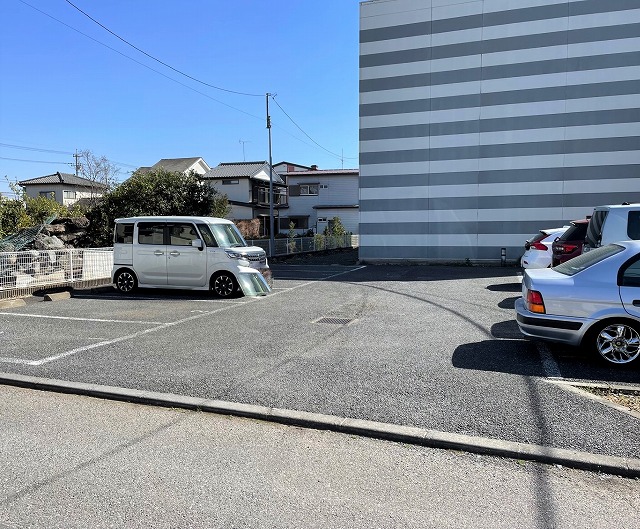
[73,150,82,177]
[266,93,275,258]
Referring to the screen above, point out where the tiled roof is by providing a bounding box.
[203,162,285,184]
[150,157,209,173]
[18,172,107,188]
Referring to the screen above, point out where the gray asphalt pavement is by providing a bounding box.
[0,264,638,462]
[2,385,638,529]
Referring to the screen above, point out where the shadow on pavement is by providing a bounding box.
[451,339,544,377]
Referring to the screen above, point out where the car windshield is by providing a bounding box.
[209,223,247,248]
[552,243,624,276]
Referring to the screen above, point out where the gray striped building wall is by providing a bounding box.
[359,0,640,262]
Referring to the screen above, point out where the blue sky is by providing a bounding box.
[0,0,360,198]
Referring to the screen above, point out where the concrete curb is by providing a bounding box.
[1,372,639,478]
[0,298,26,309]
[43,291,72,302]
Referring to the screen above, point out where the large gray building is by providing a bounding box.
[359,0,640,262]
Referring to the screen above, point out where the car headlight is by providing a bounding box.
[225,249,246,260]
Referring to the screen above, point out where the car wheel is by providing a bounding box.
[211,272,239,298]
[591,321,640,365]
[115,270,137,293]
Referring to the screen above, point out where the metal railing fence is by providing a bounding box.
[0,235,358,300]
[0,248,113,300]
[247,234,357,256]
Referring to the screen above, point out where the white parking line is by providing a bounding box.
[0,265,364,366]
[0,312,164,325]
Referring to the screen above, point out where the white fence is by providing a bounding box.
[0,248,114,300]
[0,236,357,300]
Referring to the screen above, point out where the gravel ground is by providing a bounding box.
[270,247,360,265]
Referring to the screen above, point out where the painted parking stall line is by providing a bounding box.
[0,297,263,366]
[0,312,165,325]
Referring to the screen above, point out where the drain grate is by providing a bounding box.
[314,317,354,325]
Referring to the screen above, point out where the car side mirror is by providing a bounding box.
[192,239,204,250]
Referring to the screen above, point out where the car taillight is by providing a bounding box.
[560,244,577,254]
[527,289,545,314]
[531,242,547,251]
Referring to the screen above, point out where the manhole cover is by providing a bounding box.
[314,317,354,325]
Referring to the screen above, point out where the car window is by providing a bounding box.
[209,223,247,248]
[168,223,198,246]
[553,243,624,276]
[585,210,608,248]
[138,222,165,245]
[558,223,587,242]
[114,223,134,244]
[621,259,640,287]
[196,223,218,247]
[627,211,640,240]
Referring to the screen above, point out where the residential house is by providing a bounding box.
[139,157,211,175]
[18,172,107,207]
[203,161,288,236]
[276,164,359,235]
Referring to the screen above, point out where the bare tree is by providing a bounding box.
[77,150,120,207]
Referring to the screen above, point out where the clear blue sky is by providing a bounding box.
[0,0,360,198]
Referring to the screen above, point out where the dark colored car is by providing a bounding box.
[551,219,589,266]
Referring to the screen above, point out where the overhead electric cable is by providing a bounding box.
[64,0,263,97]
[270,96,358,161]
[16,0,264,122]
[0,143,73,155]
[0,156,73,165]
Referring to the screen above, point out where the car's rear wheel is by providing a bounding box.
[211,272,239,298]
[115,269,137,293]
[591,321,640,365]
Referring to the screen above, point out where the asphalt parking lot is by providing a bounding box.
[1,263,639,460]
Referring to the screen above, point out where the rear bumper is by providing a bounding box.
[514,298,586,346]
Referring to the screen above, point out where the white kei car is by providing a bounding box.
[520,227,568,269]
[515,241,640,365]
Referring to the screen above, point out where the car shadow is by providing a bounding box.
[452,339,545,377]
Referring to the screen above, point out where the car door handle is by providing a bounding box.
[170,251,180,256]
[154,250,164,256]
[633,300,640,307]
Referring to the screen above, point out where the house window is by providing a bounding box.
[39,191,55,199]
[222,179,239,185]
[317,217,328,222]
[280,217,308,230]
[300,184,318,196]
[63,190,77,199]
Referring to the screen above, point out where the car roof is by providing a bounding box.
[593,204,640,211]
[115,216,232,224]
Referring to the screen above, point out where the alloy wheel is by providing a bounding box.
[596,323,640,364]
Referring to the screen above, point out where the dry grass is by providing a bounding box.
[583,387,640,413]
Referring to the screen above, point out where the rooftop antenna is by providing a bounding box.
[239,139,251,161]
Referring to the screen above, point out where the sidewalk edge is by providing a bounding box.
[1,372,638,478]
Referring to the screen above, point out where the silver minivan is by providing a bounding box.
[111,216,271,297]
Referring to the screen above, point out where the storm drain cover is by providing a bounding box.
[314,317,354,325]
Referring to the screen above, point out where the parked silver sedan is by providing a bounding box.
[515,241,640,365]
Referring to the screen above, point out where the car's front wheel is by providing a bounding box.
[591,321,640,365]
[115,269,137,293]
[211,272,239,298]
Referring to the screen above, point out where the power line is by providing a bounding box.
[270,96,358,161]
[0,156,73,165]
[64,0,264,98]
[0,143,73,155]
[17,0,264,122]
[16,1,357,165]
